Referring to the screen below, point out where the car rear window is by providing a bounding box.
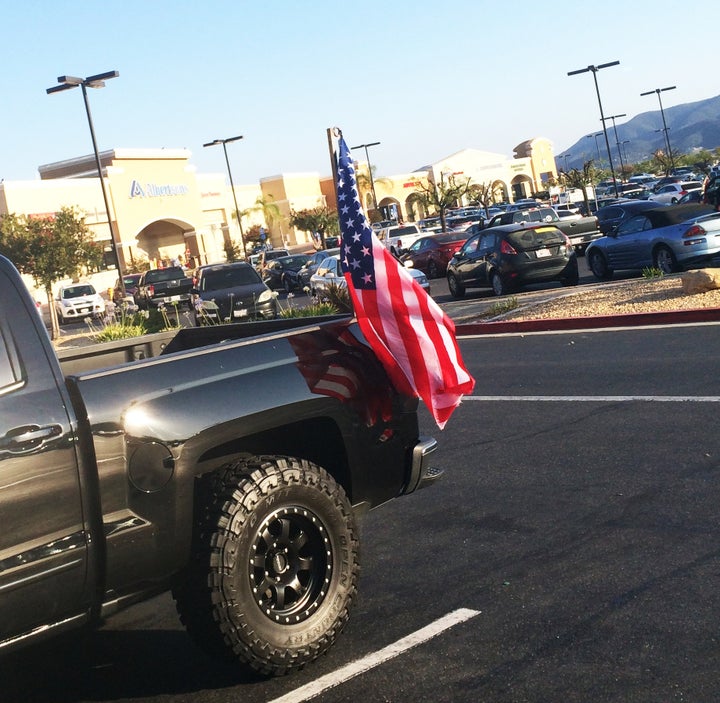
[507,227,564,250]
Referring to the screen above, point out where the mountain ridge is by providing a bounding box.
[559,94,720,171]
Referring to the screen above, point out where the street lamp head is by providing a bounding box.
[204,136,243,148]
[57,75,84,86]
[85,70,119,83]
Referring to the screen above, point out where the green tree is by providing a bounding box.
[289,207,338,249]
[0,206,103,338]
[414,173,472,232]
[563,161,598,214]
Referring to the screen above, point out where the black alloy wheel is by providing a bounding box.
[173,455,359,676]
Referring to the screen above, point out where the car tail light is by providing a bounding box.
[683,224,707,243]
[147,284,155,297]
[500,239,517,255]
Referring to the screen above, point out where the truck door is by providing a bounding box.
[0,268,88,641]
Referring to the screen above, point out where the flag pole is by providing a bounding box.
[327,127,341,209]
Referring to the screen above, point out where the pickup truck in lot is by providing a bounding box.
[486,206,601,252]
[0,254,439,676]
[134,266,193,309]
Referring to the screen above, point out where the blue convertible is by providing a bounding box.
[585,204,720,280]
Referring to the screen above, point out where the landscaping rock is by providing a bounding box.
[681,269,720,295]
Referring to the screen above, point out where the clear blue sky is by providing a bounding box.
[1,0,716,185]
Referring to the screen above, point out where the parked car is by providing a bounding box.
[192,261,279,323]
[135,266,193,310]
[248,248,290,270]
[400,232,468,278]
[310,255,430,298]
[446,223,578,297]
[54,283,105,324]
[112,273,142,303]
[595,200,661,235]
[648,181,703,204]
[260,253,312,292]
[298,247,341,288]
[678,190,704,204]
[585,203,720,280]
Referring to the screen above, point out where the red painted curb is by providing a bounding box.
[455,307,720,335]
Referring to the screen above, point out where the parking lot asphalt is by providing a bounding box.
[453,306,720,336]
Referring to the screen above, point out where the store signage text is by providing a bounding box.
[129,179,189,198]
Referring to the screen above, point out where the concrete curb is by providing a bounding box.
[455,307,720,335]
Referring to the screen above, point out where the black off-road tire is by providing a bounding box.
[427,260,440,279]
[172,456,360,676]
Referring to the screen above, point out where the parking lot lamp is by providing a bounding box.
[586,132,603,165]
[621,140,631,167]
[203,136,247,258]
[601,113,627,179]
[568,61,620,197]
[640,86,676,171]
[351,141,381,215]
[47,71,123,291]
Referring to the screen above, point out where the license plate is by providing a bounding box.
[536,248,551,258]
[233,309,248,318]
[80,307,89,313]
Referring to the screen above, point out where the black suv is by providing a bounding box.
[193,261,279,324]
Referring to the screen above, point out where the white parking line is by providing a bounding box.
[463,396,720,402]
[267,608,481,703]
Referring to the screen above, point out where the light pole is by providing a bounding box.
[351,141,380,215]
[47,71,123,291]
[586,132,603,165]
[568,61,620,197]
[601,113,627,179]
[203,136,247,259]
[640,86,676,171]
[621,140,631,166]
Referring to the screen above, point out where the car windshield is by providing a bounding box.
[507,227,564,250]
[62,285,95,298]
[200,267,261,292]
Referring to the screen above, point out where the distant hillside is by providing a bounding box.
[559,94,720,171]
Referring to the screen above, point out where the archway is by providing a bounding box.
[377,196,402,223]
[134,217,200,268]
[510,175,534,202]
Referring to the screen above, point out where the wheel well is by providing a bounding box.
[194,416,352,498]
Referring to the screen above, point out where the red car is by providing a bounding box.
[400,232,468,278]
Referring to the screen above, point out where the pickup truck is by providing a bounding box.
[486,206,601,252]
[134,266,193,309]
[0,254,439,676]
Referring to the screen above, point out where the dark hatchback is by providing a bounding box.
[400,232,468,278]
[193,261,279,324]
[446,223,579,297]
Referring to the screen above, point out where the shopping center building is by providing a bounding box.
[0,137,556,294]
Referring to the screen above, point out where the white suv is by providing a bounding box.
[377,224,425,255]
[54,283,105,325]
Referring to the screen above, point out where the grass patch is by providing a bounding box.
[642,267,665,279]
[481,296,519,318]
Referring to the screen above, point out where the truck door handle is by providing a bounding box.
[0,424,62,452]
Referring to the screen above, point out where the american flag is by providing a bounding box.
[334,132,475,429]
